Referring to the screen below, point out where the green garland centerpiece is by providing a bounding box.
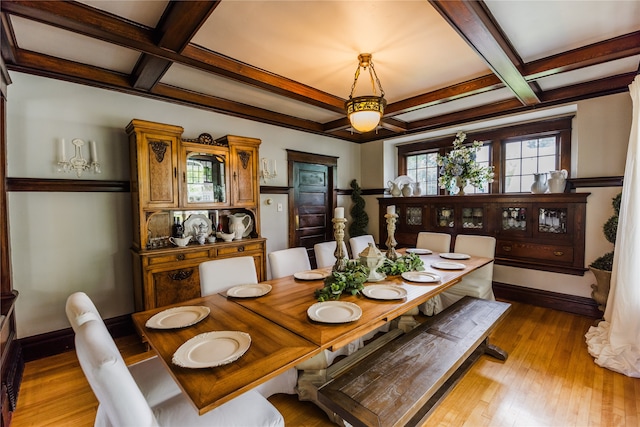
[377,253,425,276]
[313,254,425,302]
[315,261,369,302]
[437,131,494,194]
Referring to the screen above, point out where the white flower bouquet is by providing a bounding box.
[437,132,494,192]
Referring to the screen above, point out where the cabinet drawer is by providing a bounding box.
[147,249,210,265]
[496,241,574,263]
[217,242,263,256]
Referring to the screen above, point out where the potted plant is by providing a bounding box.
[349,179,368,237]
[589,192,621,312]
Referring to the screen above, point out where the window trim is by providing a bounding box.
[398,116,572,194]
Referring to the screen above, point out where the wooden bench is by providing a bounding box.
[317,297,511,427]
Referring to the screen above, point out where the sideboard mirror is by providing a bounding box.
[185,151,226,204]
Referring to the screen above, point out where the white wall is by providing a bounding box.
[7,72,361,337]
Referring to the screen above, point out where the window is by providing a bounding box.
[504,136,557,193]
[406,152,439,195]
[398,117,571,194]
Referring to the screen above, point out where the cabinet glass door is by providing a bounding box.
[435,206,455,228]
[538,208,567,234]
[461,207,484,230]
[501,206,528,231]
[185,152,226,204]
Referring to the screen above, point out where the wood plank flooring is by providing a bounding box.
[10,301,640,427]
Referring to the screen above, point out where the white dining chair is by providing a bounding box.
[348,235,376,259]
[72,314,285,427]
[414,232,452,316]
[440,234,496,308]
[313,241,348,268]
[268,247,311,279]
[416,231,452,253]
[199,256,258,295]
[65,292,182,407]
[199,258,298,397]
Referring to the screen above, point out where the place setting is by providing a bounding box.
[439,252,471,260]
[307,301,362,323]
[362,284,408,300]
[225,283,272,298]
[145,306,211,330]
[294,269,331,281]
[172,330,251,368]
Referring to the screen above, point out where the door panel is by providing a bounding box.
[293,162,331,266]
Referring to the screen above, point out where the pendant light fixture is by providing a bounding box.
[345,53,386,133]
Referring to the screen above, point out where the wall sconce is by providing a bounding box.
[57,138,101,178]
[260,158,277,183]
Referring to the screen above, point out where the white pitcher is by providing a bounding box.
[228,213,252,240]
[548,169,568,193]
[388,180,402,197]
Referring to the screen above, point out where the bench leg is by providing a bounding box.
[483,339,508,361]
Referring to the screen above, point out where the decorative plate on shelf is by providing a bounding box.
[401,271,441,283]
[363,285,408,300]
[145,306,210,329]
[431,261,466,270]
[226,283,272,298]
[307,301,362,323]
[439,252,471,260]
[183,214,212,239]
[172,331,251,368]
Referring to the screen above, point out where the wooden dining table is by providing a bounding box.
[131,251,492,415]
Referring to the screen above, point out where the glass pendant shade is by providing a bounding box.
[345,95,387,133]
[345,54,386,133]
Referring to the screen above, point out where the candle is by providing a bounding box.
[58,139,66,163]
[90,140,98,163]
[387,205,396,215]
[334,207,344,219]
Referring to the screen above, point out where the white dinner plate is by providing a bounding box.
[226,283,272,298]
[294,270,330,281]
[401,271,441,283]
[145,306,210,329]
[172,331,251,368]
[439,252,471,260]
[406,248,432,255]
[307,301,362,323]
[431,261,466,270]
[363,285,408,300]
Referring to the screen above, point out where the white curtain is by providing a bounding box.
[585,74,640,377]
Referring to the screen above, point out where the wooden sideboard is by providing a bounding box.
[378,193,589,275]
[127,119,264,311]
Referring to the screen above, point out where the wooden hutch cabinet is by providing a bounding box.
[127,119,265,311]
[379,193,589,275]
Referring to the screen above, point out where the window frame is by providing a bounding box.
[397,117,572,194]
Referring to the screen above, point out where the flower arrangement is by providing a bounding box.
[437,132,494,192]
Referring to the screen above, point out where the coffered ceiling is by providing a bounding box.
[1,0,639,143]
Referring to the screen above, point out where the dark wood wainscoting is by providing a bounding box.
[493,281,602,319]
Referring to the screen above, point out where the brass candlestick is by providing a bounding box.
[332,217,348,271]
[384,212,399,260]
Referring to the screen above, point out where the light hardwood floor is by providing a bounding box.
[11,301,640,427]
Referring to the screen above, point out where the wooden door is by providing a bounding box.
[289,157,336,267]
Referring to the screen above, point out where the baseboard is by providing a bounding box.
[493,281,603,318]
[19,314,134,362]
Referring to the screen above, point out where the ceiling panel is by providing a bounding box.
[536,55,640,91]
[485,0,640,62]
[9,15,140,74]
[191,0,491,102]
[161,63,342,123]
[77,0,168,27]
